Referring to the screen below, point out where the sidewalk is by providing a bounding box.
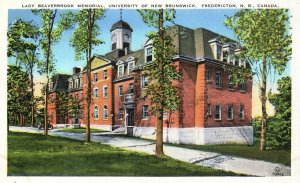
[9,126,291,176]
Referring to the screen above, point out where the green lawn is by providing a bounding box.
[168,143,290,166]
[8,132,240,176]
[57,127,108,133]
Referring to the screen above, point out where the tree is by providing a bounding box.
[8,19,41,127]
[7,65,31,131]
[225,9,291,150]
[51,91,82,124]
[66,9,106,142]
[32,10,71,135]
[268,76,291,121]
[138,9,181,156]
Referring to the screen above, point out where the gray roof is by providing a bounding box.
[110,20,133,32]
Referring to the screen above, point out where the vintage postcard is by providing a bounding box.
[1,0,299,183]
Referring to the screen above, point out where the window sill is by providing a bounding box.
[207,114,212,117]
[239,90,246,93]
[103,118,109,120]
[103,96,108,98]
[227,119,233,121]
[215,119,222,122]
[215,86,222,89]
[206,80,212,83]
[142,118,149,120]
[228,88,234,91]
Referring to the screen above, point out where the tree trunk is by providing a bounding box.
[260,55,268,150]
[44,10,57,136]
[30,66,35,127]
[85,9,93,142]
[155,9,165,157]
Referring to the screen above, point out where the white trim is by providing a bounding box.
[93,87,98,98]
[94,105,99,119]
[117,65,124,77]
[102,85,108,98]
[127,61,135,74]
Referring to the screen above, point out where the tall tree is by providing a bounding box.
[138,9,180,156]
[224,9,291,150]
[8,65,31,131]
[7,19,40,127]
[66,9,105,142]
[268,76,291,121]
[33,10,71,135]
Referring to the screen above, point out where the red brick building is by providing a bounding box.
[47,20,253,144]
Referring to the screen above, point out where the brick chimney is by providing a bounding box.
[73,67,81,74]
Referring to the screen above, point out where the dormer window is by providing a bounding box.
[145,46,153,63]
[74,78,79,88]
[79,76,83,87]
[216,45,222,60]
[118,65,124,77]
[69,81,73,89]
[128,61,135,74]
[48,82,53,91]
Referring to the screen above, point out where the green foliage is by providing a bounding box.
[252,117,291,150]
[268,76,291,121]
[8,132,238,176]
[224,9,291,74]
[51,91,82,124]
[65,9,106,61]
[7,65,31,125]
[138,9,180,113]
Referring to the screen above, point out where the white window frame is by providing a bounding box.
[103,105,108,119]
[94,105,99,119]
[94,87,98,98]
[239,105,245,120]
[142,105,149,119]
[129,83,134,94]
[128,61,135,74]
[75,79,79,88]
[118,85,123,96]
[215,71,222,88]
[216,44,222,60]
[118,65,124,77]
[94,73,98,82]
[227,105,233,120]
[239,80,246,92]
[145,46,153,63]
[215,105,221,120]
[103,86,108,98]
[103,69,107,80]
[205,70,211,81]
[79,76,83,87]
[69,81,73,89]
[141,75,148,88]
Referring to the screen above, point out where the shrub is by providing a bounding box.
[251,117,291,150]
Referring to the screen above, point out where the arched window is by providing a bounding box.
[94,106,99,119]
[103,105,108,119]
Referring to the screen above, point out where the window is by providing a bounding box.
[141,75,148,88]
[222,50,228,62]
[94,88,98,98]
[48,82,53,91]
[75,79,79,88]
[128,62,135,74]
[103,105,108,119]
[103,86,108,98]
[239,105,245,120]
[69,81,73,89]
[142,105,149,119]
[94,106,99,119]
[227,105,233,120]
[146,47,153,63]
[94,73,98,82]
[216,45,222,60]
[118,85,123,96]
[103,70,107,79]
[205,70,211,81]
[129,83,134,93]
[118,65,124,77]
[215,105,221,120]
[239,80,246,91]
[118,108,123,119]
[80,77,83,87]
[215,71,222,88]
[207,104,211,115]
[228,75,234,90]
[163,111,168,119]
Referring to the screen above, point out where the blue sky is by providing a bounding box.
[8,9,239,74]
[8,9,290,81]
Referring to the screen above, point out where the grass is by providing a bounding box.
[8,132,240,176]
[57,127,108,133]
[167,143,291,166]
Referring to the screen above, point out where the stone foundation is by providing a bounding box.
[133,126,253,145]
